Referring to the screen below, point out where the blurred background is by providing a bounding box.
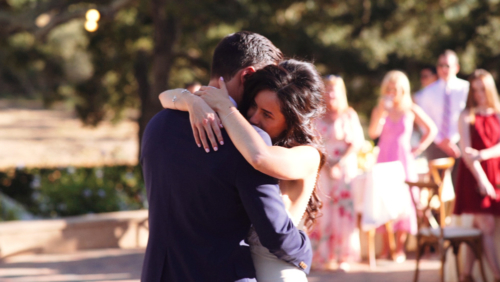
[2,0,499,221]
[1,0,499,281]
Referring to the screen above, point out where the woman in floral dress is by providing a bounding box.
[311,75,365,271]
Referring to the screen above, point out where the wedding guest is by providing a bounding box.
[414,50,469,161]
[311,75,364,271]
[455,69,500,282]
[369,70,437,262]
[419,66,438,89]
[411,66,438,149]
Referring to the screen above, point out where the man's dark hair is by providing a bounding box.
[211,31,283,80]
[422,65,437,75]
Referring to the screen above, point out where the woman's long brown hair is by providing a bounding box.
[466,69,500,124]
[239,59,326,231]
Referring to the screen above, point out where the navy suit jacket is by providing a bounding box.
[140,109,312,282]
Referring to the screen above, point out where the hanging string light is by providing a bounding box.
[84,9,100,32]
[35,13,51,28]
[86,9,100,22]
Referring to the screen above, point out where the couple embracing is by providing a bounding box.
[140,31,326,282]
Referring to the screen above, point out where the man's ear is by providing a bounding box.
[240,66,256,83]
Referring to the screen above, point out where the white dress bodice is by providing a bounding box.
[247,215,308,282]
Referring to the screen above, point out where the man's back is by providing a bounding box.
[141,109,310,281]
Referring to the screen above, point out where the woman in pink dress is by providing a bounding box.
[311,75,364,271]
[368,70,437,262]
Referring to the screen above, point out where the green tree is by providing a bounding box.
[2,0,500,155]
[239,0,500,114]
[0,0,254,157]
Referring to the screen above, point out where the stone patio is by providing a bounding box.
[0,248,442,282]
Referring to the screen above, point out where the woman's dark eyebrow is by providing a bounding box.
[262,108,274,117]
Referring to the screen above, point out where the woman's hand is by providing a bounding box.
[411,147,423,157]
[464,147,486,162]
[195,77,234,113]
[157,87,223,152]
[187,97,224,153]
[381,96,394,111]
[477,175,497,199]
[437,139,461,159]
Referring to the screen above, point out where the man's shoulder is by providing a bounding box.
[422,80,442,94]
[234,127,276,183]
[141,109,190,160]
[455,77,470,89]
[413,88,425,102]
[144,109,188,135]
[414,84,436,104]
[150,108,188,123]
[252,125,272,146]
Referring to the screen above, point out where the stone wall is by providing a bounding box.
[0,210,149,259]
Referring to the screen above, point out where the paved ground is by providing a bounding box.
[0,248,441,282]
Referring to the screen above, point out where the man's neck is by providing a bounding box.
[441,76,457,83]
[208,78,238,106]
[208,79,218,88]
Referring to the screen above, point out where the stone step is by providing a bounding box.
[0,210,149,259]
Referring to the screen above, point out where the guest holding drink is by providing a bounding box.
[311,75,364,271]
[368,70,437,262]
[455,69,500,282]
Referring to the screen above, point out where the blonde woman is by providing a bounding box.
[368,70,437,261]
[311,75,364,270]
[455,69,500,282]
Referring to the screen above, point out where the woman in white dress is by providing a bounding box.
[159,59,325,281]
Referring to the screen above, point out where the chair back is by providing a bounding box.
[406,157,455,238]
[429,157,455,227]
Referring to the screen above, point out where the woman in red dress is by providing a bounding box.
[455,69,500,282]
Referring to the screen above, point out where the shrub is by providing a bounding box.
[0,165,146,220]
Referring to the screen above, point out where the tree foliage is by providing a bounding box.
[2,0,500,157]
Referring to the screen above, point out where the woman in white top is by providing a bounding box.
[159,59,325,281]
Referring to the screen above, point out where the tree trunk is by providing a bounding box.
[134,50,151,160]
[135,0,179,160]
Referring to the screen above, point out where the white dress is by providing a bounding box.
[247,215,308,282]
[245,126,309,281]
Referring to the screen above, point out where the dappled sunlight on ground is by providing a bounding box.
[0,249,143,282]
[0,248,441,282]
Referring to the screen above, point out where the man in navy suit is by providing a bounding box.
[140,31,312,281]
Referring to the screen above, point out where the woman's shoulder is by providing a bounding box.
[344,107,359,118]
[459,108,470,116]
[410,102,429,114]
[292,144,322,158]
[340,107,361,123]
[409,103,429,119]
[290,145,322,171]
[459,108,474,123]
